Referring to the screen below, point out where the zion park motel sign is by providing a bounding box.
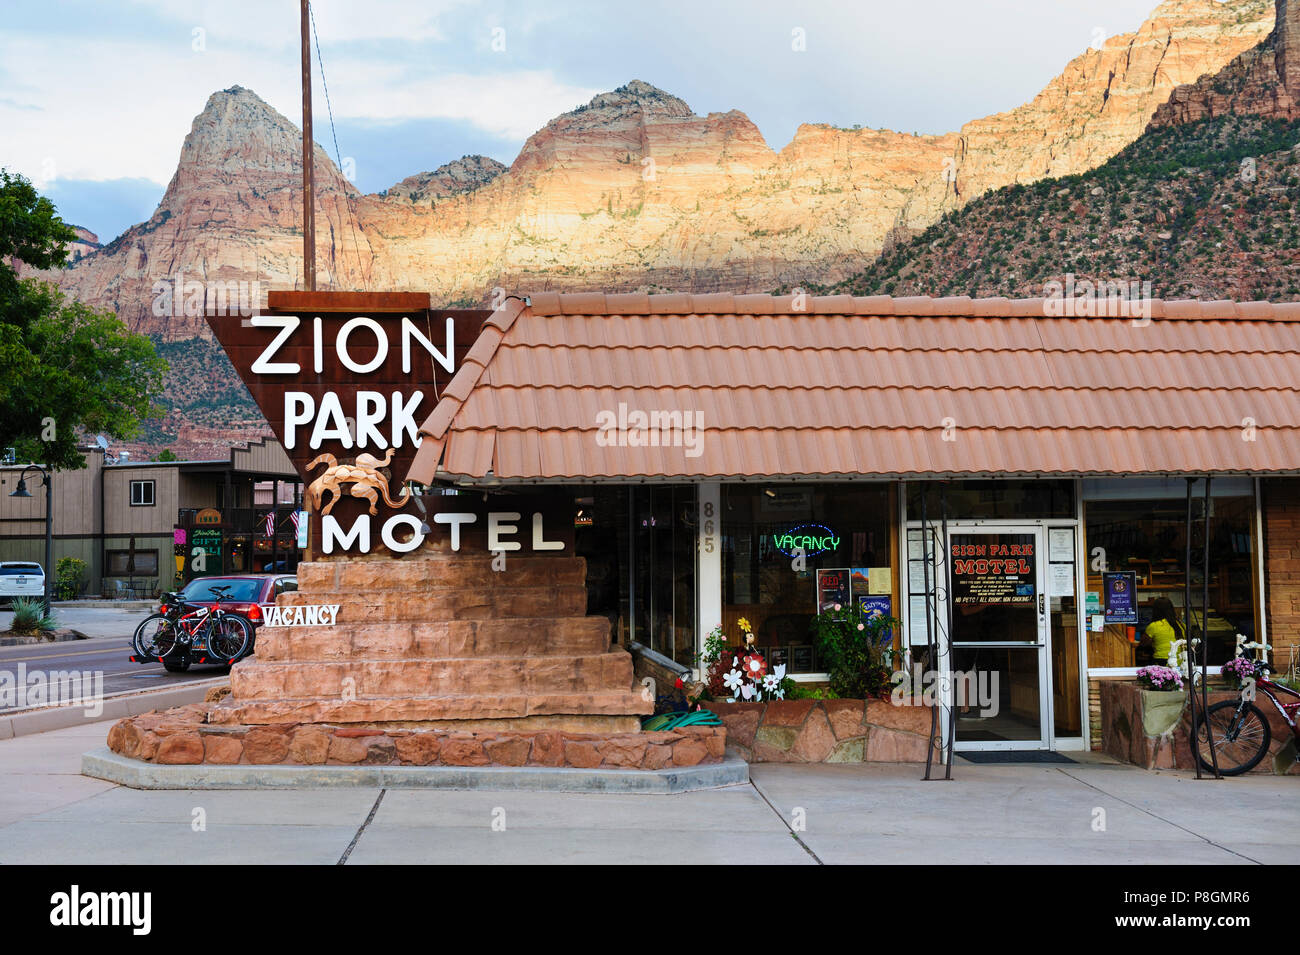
[208,291,571,558]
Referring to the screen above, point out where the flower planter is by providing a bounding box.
[1100,679,1298,773]
[1139,689,1186,737]
[702,696,933,763]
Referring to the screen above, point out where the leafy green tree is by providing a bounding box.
[0,170,165,470]
[151,448,178,462]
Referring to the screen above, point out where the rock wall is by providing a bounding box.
[704,698,934,763]
[107,703,724,769]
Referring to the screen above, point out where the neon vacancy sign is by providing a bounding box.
[772,524,839,557]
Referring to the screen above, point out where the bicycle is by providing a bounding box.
[1191,659,1300,775]
[131,584,253,673]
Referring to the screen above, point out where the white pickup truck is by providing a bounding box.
[0,562,45,606]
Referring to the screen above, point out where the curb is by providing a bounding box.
[0,682,223,740]
[53,600,154,609]
[81,748,751,793]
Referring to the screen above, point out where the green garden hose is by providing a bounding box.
[641,709,722,731]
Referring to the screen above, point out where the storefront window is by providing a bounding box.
[573,486,630,644]
[907,479,1074,521]
[721,484,893,675]
[627,485,697,667]
[1083,479,1258,667]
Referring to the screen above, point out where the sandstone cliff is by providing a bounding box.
[828,0,1300,303]
[1151,0,1300,124]
[55,1,1274,344]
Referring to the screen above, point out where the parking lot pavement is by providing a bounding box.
[1,720,1295,865]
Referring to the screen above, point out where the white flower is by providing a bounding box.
[773,664,787,682]
[740,683,754,700]
[723,668,744,693]
[762,673,780,692]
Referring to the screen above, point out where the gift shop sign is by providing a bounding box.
[204,291,565,555]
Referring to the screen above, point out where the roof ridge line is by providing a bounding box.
[522,291,1300,321]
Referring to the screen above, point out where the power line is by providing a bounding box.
[308,2,367,289]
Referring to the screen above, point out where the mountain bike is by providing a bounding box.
[131,584,253,673]
[1191,660,1300,775]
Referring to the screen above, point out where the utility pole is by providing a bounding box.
[300,0,315,291]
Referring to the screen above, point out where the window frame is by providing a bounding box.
[105,549,159,576]
[129,479,156,507]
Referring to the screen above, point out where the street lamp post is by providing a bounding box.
[9,464,53,615]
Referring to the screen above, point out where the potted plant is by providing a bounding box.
[1220,656,1260,690]
[1134,665,1186,736]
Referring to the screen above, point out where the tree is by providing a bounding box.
[0,170,165,470]
[152,449,178,462]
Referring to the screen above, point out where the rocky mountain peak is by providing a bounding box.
[386,155,507,202]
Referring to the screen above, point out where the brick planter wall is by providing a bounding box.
[1263,477,1300,668]
[106,704,725,770]
[703,697,934,763]
[1100,680,1297,773]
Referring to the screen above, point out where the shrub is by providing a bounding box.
[9,597,57,634]
[55,556,86,600]
[810,605,901,700]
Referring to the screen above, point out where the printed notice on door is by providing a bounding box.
[950,533,1036,605]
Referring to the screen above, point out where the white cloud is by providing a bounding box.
[0,30,595,184]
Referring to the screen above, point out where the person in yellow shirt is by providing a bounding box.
[1141,597,1184,665]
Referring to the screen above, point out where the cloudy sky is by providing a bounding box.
[2,0,1165,242]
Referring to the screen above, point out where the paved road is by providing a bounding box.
[1,605,226,714]
[0,720,1295,864]
[0,638,228,714]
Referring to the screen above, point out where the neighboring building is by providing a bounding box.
[0,437,302,597]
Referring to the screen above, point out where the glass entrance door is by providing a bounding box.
[947,526,1049,748]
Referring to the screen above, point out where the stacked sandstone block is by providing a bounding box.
[107,704,724,769]
[211,554,653,732]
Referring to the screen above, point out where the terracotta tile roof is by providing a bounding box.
[404,293,1300,484]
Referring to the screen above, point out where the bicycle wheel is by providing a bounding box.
[206,614,251,662]
[134,614,180,659]
[1192,699,1271,776]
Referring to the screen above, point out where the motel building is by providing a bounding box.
[185,289,1300,765]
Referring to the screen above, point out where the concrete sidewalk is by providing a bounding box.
[0,719,1295,864]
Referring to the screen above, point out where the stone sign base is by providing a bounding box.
[216,554,653,732]
[105,703,725,772]
[703,697,933,762]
